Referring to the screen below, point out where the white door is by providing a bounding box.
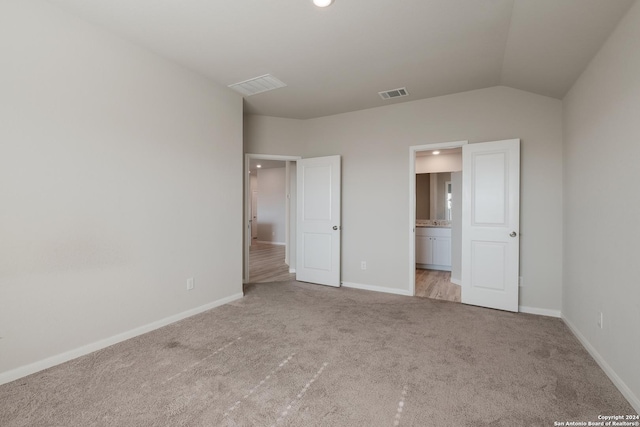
[461,139,520,312]
[296,155,341,287]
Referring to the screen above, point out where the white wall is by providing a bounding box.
[244,115,306,154]
[245,86,564,312]
[415,152,462,173]
[0,0,243,381]
[563,0,640,411]
[257,167,286,244]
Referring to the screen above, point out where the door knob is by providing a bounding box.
[510,231,517,237]
[333,226,339,230]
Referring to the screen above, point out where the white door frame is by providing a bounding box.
[244,153,301,284]
[409,141,468,296]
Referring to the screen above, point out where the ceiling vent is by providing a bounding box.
[228,74,287,97]
[378,87,409,100]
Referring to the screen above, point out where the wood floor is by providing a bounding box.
[415,268,461,303]
[250,243,460,303]
[248,242,295,283]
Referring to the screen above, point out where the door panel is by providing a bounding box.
[296,156,341,287]
[302,166,332,220]
[472,152,507,225]
[303,233,332,270]
[470,241,507,291]
[462,139,520,312]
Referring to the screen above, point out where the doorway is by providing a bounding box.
[244,153,342,289]
[244,154,300,284]
[409,141,467,299]
[409,139,521,312]
[413,146,464,303]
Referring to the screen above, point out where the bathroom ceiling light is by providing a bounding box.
[313,0,334,7]
[432,151,440,155]
[257,164,262,168]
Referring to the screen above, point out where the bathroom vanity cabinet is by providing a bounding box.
[416,227,451,271]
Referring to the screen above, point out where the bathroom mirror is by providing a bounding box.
[416,172,452,220]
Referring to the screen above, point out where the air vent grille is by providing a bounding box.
[228,74,287,97]
[378,87,409,100]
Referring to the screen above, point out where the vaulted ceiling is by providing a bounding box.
[49,0,634,119]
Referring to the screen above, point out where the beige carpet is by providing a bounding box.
[0,281,635,426]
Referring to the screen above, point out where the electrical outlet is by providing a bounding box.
[187,277,195,291]
[598,312,603,329]
[361,261,367,270]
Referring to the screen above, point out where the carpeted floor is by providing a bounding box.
[0,281,635,426]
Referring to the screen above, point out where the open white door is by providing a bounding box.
[296,155,341,287]
[461,139,520,312]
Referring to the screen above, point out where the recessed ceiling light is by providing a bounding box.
[257,164,262,168]
[432,151,440,155]
[313,0,334,7]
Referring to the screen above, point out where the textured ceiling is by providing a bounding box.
[49,0,634,119]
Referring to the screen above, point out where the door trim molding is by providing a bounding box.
[244,153,301,284]
[409,141,468,296]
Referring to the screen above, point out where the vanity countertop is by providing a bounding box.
[416,219,451,228]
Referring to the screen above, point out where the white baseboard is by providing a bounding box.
[450,277,461,286]
[289,268,296,273]
[416,263,451,272]
[0,292,244,386]
[519,305,562,318]
[256,240,285,246]
[562,316,640,414]
[341,281,413,297]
